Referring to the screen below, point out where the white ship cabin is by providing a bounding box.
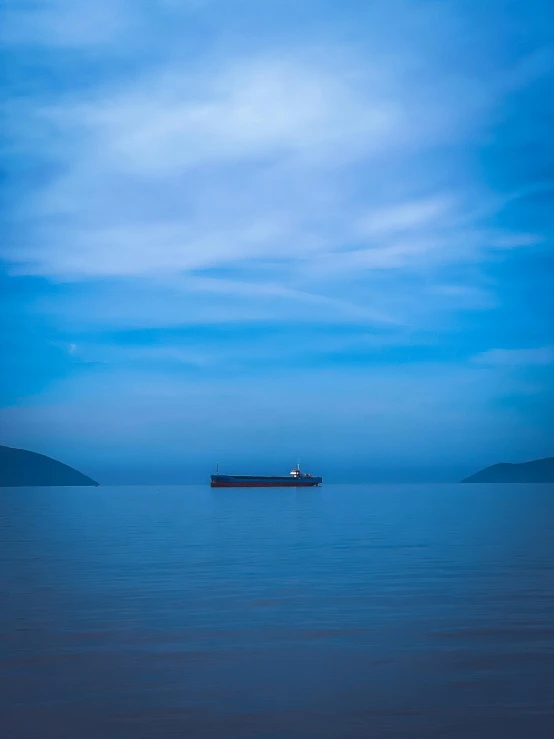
[290,463,312,478]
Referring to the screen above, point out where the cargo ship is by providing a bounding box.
[210,462,322,488]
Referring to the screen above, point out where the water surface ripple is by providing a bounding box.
[1,484,553,738]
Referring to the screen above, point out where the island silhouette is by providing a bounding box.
[0,445,98,487]
[462,456,554,483]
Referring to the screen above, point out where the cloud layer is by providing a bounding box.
[1,0,553,474]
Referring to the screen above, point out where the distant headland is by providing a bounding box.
[462,457,554,483]
[0,445,99,487]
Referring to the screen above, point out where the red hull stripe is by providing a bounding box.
[210,481,320,488]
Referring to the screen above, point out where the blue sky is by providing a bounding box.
[1,0,553,482]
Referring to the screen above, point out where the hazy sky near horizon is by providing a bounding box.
[1,0,553,481]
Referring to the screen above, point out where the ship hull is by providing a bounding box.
[210,475,322,488]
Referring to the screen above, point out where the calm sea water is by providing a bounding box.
[1,484,554,738]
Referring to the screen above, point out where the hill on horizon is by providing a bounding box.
[462,457,554,483]
[0,445,99,487]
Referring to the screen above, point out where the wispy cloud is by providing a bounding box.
[4,32,548,284]
[356,197,455,236]
[0,0,131,48]
[472,346,554,367]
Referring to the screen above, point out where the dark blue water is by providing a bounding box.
[1,484,554,738]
